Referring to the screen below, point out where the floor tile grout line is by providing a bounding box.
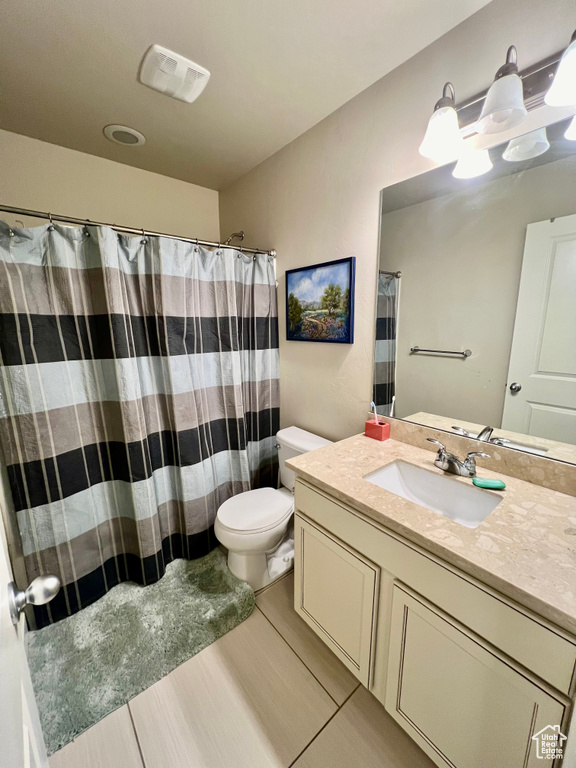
[286,684,361,768]
[254,604,343,707]
[254,569,293,597]
[127,702,148,768]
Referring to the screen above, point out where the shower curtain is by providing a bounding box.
[0,221,279,627]
[373,273,397,415]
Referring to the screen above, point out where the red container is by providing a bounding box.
[364,419,390,441]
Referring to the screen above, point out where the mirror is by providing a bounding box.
[375,116,576,465]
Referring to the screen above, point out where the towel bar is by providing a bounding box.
[410,346,471,358]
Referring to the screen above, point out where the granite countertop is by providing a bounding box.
[287,434,576,635]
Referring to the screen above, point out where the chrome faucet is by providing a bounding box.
[476,425,494,441]
[427,439,490,478]
[451,424,511,446]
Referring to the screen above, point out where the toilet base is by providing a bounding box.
[227,550,291,591]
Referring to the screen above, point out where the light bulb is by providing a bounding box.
[545,33,576,107]
[565,115,576,141]
[419,83,464,164]
[503,128,550,161]
[452,148,493,179]
[476,46,527,135]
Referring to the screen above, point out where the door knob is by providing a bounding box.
[509,382,522,393]
[7,575,60,625]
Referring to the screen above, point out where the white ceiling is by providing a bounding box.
[0,0,491,190]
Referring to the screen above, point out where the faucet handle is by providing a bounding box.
[463,451,490,477]
[451,425,471,436]
[427,438,447,454]
[466,451,491,460]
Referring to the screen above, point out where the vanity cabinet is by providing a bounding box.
[293,479,575,768]
[386,584,567,768]
[294,515,379,686]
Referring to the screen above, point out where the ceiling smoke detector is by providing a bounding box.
[103,125,146,146]
[139,44,210,103]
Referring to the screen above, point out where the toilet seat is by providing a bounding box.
[217,488,294,534]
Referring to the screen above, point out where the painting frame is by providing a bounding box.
[285,256,355,344]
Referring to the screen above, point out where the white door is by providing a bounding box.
[0,500,49,768]
[502,214,576,443]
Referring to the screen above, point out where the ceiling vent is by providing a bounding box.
[139,44,210,103]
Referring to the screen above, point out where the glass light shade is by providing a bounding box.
[545,39,576,106]
[475,74,527,134]
[565,115,576,141]
[419,106,463,163]
[452,148,493,179]
[502,128,550,161]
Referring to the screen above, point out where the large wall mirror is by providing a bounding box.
[374,116,576,465]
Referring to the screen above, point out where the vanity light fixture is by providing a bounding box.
[452,147,493,179]
[565,115,576,141]
[475,46,527,134]
[418,82,464,164]
[502,127,550,161]
[544,30,576,106]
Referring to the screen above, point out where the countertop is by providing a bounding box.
[287,434,576,636]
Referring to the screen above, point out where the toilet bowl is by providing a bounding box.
[214,426,332,590]
[214,487,294,589]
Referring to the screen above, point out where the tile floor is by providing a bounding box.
[49,572,435,768]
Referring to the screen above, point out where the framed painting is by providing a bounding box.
[285,257,355,343]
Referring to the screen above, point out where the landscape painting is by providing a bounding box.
[285,257,355,343]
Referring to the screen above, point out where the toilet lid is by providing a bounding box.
[217,488,294,533]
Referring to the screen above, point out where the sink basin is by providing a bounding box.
[364,460,502,529]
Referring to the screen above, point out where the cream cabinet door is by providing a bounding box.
[294,514,379,686]
[385,585,568,768]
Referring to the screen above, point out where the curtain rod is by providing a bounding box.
[379,269,401,278]
[0,203,277,258]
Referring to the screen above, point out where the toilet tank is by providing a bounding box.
[276,426,333,491]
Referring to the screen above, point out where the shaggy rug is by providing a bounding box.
[27,549,255,755]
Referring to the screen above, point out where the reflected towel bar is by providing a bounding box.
[410,346,471,358]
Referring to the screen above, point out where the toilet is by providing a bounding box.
[214,426,332,590]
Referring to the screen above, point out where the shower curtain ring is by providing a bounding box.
[141,228,147,245]
[84,219,91,237]
[48,212,55,231]
[194,238,199,252]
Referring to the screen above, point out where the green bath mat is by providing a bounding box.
[27,549,255,755]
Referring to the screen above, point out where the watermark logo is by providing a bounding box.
[532,725,567,760]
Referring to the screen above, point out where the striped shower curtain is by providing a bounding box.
[373,273,398,415]
[0,221,279,627]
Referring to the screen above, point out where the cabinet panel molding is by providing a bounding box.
[294,514,379,687]
[385,584,568,768]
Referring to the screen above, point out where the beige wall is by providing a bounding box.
[381,156,576,427]
[219,0,574,442]
[0,129,220,240]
